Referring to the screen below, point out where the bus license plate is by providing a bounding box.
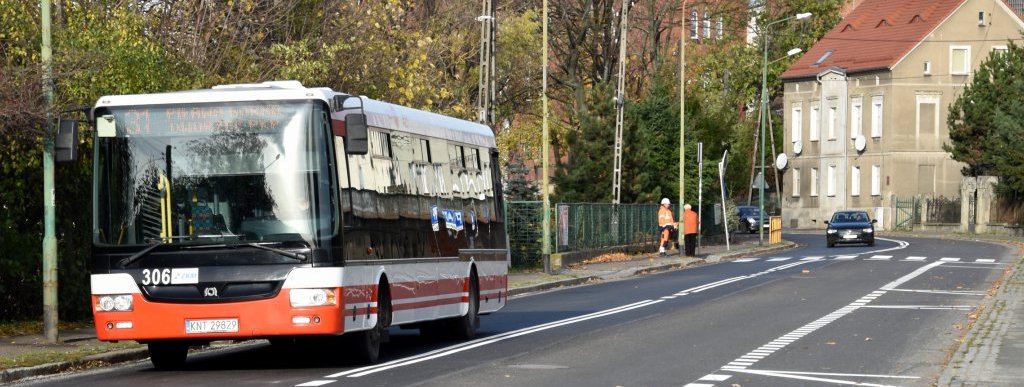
[185,319,238,334]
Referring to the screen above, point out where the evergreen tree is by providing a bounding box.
[553,83,616,203]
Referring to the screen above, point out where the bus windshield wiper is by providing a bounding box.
[118,241,166,268]
[244,242,308,262]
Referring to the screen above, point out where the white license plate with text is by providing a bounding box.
[185,319,239,334]
[842,234,857,239]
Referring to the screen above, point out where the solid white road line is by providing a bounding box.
[730,368,918,386]
[861,305,974,310]
[767,257,791,261]
[296,381,336,387]
[889,288,987,296]
[733,258,760,262]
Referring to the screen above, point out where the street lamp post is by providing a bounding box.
[759,12,811,245]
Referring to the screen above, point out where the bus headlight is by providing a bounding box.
[97,295,133,312]
[290,289,336,307]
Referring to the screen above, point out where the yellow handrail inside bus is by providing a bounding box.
[158,174,172,242]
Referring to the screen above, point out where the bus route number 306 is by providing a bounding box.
[140,268,199,286]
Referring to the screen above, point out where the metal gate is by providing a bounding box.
[892,196,918,231]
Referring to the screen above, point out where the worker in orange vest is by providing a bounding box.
[682,203,699,257]
[658,198,676,256]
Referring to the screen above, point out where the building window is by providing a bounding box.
[827,106,837,140]
[792,168,801,197]
[703,12,711,39]
[827,165,836,197]
[791,105,802,143]
[811,168,819,197]
[810,105,820,142]
[851,166,861,196]
[716,17,724,40]
[871,165,881,196]
[923,61,931,75]
[690,12,699,40]
[951,46,970,75]
[871,95,883,138]
[993,45,1008,54]
[851,98,862,139]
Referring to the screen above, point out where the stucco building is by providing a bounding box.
[779,0,1024,229]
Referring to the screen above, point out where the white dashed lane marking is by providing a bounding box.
[732,258,760,262]
[940,257,961,262]
[868,255,892,260]
[904,256,927,261]
[767,257,791,261]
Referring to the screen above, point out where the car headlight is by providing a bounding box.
[746,217,755,223]
[96,295,133,312]
[827,229,837,234]
[290,288,337,307]
[862,228,873,233]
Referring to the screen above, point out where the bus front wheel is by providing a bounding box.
[148,341,188,370]
[351,280,391,364]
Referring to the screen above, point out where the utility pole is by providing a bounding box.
[611,1,630,205]
[476,0,496,126]
[541,0,551,273]
[41,0,59,343]
[678,1,687,250]
[610,1,630,243]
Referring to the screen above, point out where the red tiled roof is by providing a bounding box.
[781,0,966,80]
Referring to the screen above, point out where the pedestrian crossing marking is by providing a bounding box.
[699,374,732,382]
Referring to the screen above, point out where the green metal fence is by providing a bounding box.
[505,201,544,268]
[504,201,730,269]
[553,203,660,253]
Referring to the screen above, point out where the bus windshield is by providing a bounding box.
[93,100,334,248]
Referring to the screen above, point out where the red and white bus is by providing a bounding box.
[79,81,508,369]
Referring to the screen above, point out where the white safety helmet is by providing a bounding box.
[661,198,670,205]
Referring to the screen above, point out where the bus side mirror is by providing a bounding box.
[56,119,79,162]
[345,113,368,155]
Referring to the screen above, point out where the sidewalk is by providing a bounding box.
[0,237,856,384]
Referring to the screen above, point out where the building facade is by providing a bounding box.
[779,0,1024,229]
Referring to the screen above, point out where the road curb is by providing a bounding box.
[1,348,149,384]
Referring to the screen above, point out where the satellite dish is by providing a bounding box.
[793,140,803,155]
[775,153,789,170]
[854,134,866,152]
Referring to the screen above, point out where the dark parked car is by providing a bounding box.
[737,205,770,234]
[825,210,876,247]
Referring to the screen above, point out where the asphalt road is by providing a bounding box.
[18,233,1014,387]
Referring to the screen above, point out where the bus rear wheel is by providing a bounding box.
[148,341,188,370]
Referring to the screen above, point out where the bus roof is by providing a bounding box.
[93,81,496,148]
